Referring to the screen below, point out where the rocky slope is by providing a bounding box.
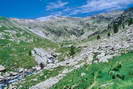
[30,24,133,89]
[0,9,124,70]
[29,8,133,89]
[0,8,132,89]
[10,10,122,42]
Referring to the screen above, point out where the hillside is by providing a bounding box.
[10,10,122,42]
[0,8,133,89]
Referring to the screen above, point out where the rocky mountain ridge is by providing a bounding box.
[8,10,123,42]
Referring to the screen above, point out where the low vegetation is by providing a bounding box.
[0,38,59,70]
[52,52,133,89]
[0,25,81,70]
[0,25,59,70]
[0,16,7,20]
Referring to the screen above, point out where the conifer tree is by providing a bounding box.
[69,45,75,57]
[97,35,101,40]
[128,18,133,26]
[113,24,119,33]
[107,32,111,37]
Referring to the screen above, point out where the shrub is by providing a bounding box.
[113,24,119,33]
[69,45,76,57]
[128,18,133,26]
[97,35,101,40]
[107,32,111,37]
[40,63,45,69]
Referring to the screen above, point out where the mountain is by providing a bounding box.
[0,8,133,89]
[9,10,122,42]
[36,15,69,21]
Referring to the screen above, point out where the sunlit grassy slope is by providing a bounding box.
[52,52,133,89]
[0,18,81,70]
[0,38,58,70]
[0,18,60,70]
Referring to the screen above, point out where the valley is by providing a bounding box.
[0,8,133,89]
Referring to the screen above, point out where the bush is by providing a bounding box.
[97,35,101,40]
[128,18,133,26]
[69,45,76,57]
[113,24,119,33]
[40,63,45,69]
[107,32,111,37]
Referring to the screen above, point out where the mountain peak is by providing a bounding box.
[36,15,65,21]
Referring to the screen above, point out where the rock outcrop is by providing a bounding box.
[32,48,57,66]
[0,65,6,72]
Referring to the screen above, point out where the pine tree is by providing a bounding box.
[128,18,133,26]
[97,35,101,40]
[40,63,44,69]
[107,32,111,37]
[69,45,75,57]
[113,24,119,33]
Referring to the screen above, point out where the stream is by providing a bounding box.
[0,70,36,89]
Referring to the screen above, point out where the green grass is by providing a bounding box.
[0,40,36,70]
[0,26,8,31]
[0,27,59,70]
[56,46,81,61]
[0,16,7,20]
[0,28,80,71]
[0,38,59,70]
[16,66,64,89]
[0,26,81,71]
[51,52,133,89]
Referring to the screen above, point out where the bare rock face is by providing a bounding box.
[32,48,57,66]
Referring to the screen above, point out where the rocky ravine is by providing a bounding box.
[29,25,133,89]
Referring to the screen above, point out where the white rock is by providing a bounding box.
[81,73,86,77]
[0,75,4,81]
[3,72,10,77]
[18,68,24,73]
[10,72,18,76]
[35,66,41,71]
[32,48,56,65]
[0,65,6,72]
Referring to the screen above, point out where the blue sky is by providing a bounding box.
[0,0,133,18]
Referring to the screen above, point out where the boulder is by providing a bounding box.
[18,68,24,73]
[85,53,94,64]
[81,73,86,77]
[3,72,10,77]
[0,65,6,72]
[10,72,18,76]
[32,48,57,66]
[0,75,4,81]
[34,66,41,71]
[8,84,17,89]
